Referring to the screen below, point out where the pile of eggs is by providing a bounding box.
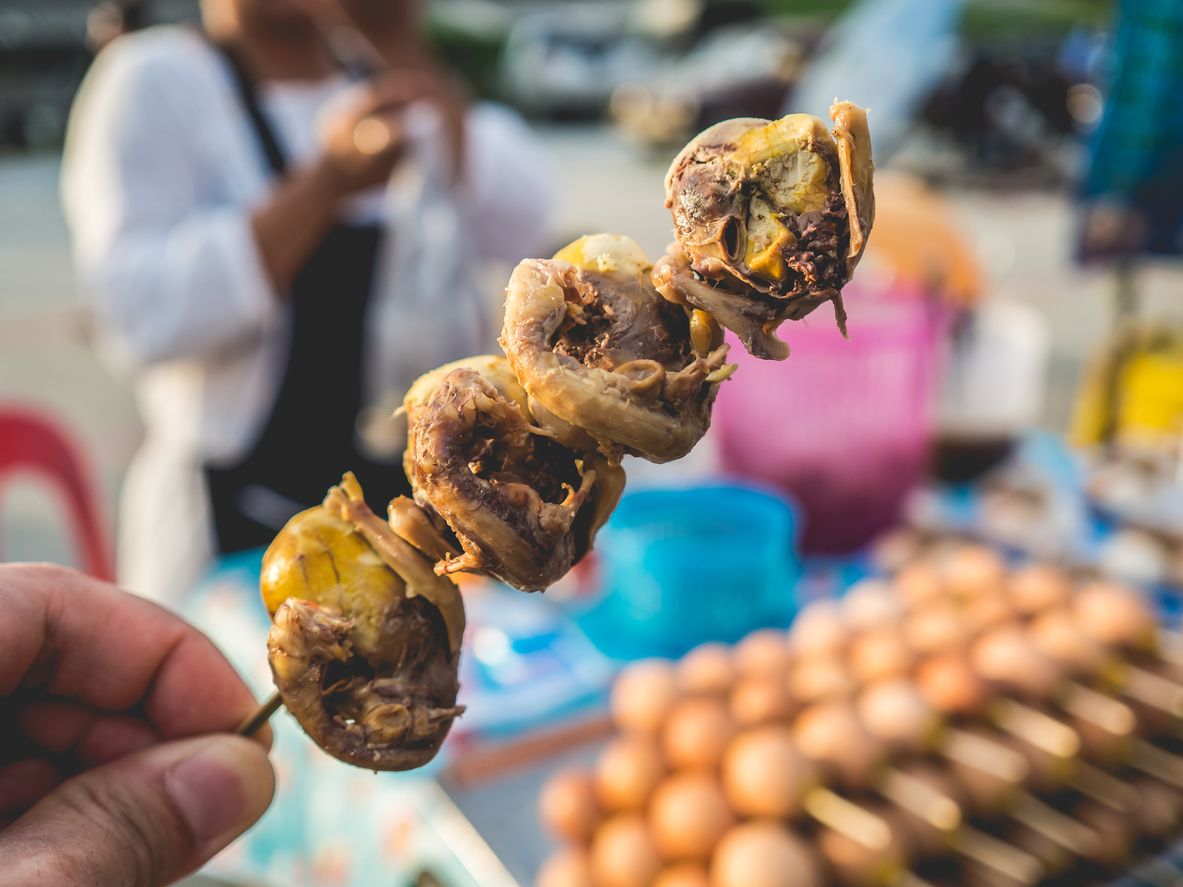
[536,541,1178,887]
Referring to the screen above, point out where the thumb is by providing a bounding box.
[0,735,275,886]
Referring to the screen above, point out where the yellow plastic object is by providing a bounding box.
[1071,327,1183,448]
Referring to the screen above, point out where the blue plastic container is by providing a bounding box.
[583,484,801,657]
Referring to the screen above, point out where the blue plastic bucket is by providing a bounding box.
[585,484,801,656]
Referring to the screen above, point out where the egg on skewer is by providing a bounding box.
[793,699,887,791]
[788,655,858,703]
[904,603,973,658]
[710,821,824,887]
[718,719,1006,886]
[789,599,850,658]
[1020,615,1183,789]
[590,814,662,887]
[848,679,1053,884]
[1073,580,1156,653]
[552,546,1179,887]
[792,652,1042,879]
[539,768,602,843]
[652,863,711,887]
[1059,584,1183,730]
[648,771,735,861]
[611,659,681,735]
[1027,609,1110,679]
[970,625,1066,703]
[1016,609,1175,743]
[841,579,905,632]
[942,544,1007,600]
[955,628,1149,860]
[536,847,596,887]
[662,696,737,771]
[721,725,817,818]
[916,654,991,717]
[849,630,917,685]
[963,627,1097,793]
[1007,564,1071,617]
[853,659,1116,869]
[856,679,943,753]
[893,561,945,610]
[677,642,736,696]
[733,628,792,677]
[729,673,798,727]
[714,713,921,878]
[963,591,1018,634]
[595,736,666,812]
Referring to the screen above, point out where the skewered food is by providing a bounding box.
[537,543,1183,887]
[256,105,876,773]
[677,640,736,694]
[541,769,603,843]
[596,736,666,812]
[648,771,736,860]
[610,658,681,735]
[262,473,465,770]
[403,354,625,591]
[537,848,596,887]
[501,234,735,464]
[591,814,663,887]
[711,821,822,887]
[654,102,874,360]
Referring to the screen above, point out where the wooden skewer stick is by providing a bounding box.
[236,690,283,737]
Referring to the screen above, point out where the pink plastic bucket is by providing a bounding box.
[713,282,946,553]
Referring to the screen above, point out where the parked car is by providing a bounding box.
[498,4,660,118]
[609,21,803,148]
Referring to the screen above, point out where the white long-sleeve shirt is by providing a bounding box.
[61,26,554,604]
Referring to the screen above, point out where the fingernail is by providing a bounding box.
[166,741,250,841]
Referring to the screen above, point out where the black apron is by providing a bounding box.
[205,46,410,554]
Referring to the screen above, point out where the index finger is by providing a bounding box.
[0,564,262,740]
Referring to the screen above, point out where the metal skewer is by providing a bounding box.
[236,690,283,737]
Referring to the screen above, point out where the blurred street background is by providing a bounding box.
[5,2,1183,886]
[4,0,1182,567]
[1,0,1180,569]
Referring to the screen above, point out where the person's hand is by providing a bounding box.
[0,563,275,886]
[318,75,433,196]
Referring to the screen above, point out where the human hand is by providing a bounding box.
[319,75,434,195]
[0,563,275,886]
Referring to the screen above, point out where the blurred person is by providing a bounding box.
[0,563,275,884]
[62,0,553,605]
[1077,0,1183,263]
[87,1,151,54]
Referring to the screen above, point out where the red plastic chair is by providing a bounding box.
[0,407,115,581]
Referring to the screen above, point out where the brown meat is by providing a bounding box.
[406,358,624,591]
[657,104,874,360]
[262,474,465,771]
[501,234,735,464]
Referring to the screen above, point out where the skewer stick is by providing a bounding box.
[236,690,283,737]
